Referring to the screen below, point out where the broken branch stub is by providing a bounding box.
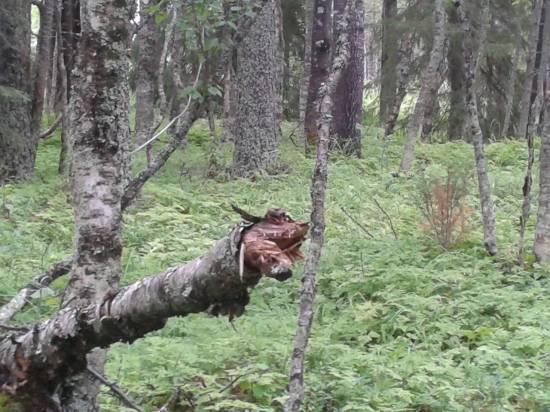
[238,207,309,281]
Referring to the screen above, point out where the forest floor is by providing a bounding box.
[1,121,549,411]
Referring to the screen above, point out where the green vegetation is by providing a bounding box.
[1,123,549,411]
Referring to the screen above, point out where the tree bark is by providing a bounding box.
[379,0,398,125]
[31,0,55,137]
[534,92,550,262]
[384,34,414,137]
[461,0,497,255]
[501,40,521,138]
[134,0,161,166]
[0,0,34,185]
[285,2,352,410]
[53,0,130,409]
[447,2,466,140]
[330,0,364,157]
[0,215,302,404]
[299,0,314,141]
[399,0,446,172]
[304,0,332,145]
[518,0,544,138]
[231,0,283,176]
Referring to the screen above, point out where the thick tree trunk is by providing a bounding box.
[399,0,446,172]
[0,0,34,185]
[534,92,550,262]
[461,0,497,255]
[134,0,161,166]
[330,0,364,156]
[231,0,283,176]
[54,0,130,409]
[31,0,55,137]
[304,0,332,145]
[518,0,544,138]
[379,0,398,125]
[421,60,447,140]
[447,3,466,140]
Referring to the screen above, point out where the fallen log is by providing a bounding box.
[0,209,308,402]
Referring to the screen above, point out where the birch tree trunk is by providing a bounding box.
[330,0,364,156]
[31,0,55,137]
[461,0,497,255]
[0,0,34,184]
[534,92,550,262]
[399,0,446,172]
[384,35,414,137]
[304,0,332,145]
[379,0,398,125]
[55,0,130,409]
[518,0,544,138]
[231,0,283,176]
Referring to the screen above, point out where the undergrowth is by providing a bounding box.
[0,122,549,411]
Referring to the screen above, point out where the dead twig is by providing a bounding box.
[339,206,374,239]
[372,197,399,240]
[87,366,145,412]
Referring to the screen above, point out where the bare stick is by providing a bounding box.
[372,197,399,240]
[339,206,374,238]
[87,366,145,412]
[285,3,352,411]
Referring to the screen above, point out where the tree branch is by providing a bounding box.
[86,366,144,412]
[0,258,72,323]
[39,114,62,140]
[0,212,307,400]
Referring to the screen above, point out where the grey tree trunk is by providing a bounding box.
[330,0,364,156]
[304,0,332,146]
[299,0,314,141]
[384,34,414,137]
[461,0,497,255]
[134,0,161,165]
[399,0,446,172]
[0,0,34,185]
[534,92,550,262]
[518,0,544,138]
[501,40,521,138]
[31,0,56,137]
[379,0,398,125]
[285,3,352,410]
[447,3,466,140]
[231,0,283,177]
[55,0,130,409]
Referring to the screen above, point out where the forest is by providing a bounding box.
[0,0,549,410]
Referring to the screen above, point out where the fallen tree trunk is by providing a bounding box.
[0,210,308,403]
